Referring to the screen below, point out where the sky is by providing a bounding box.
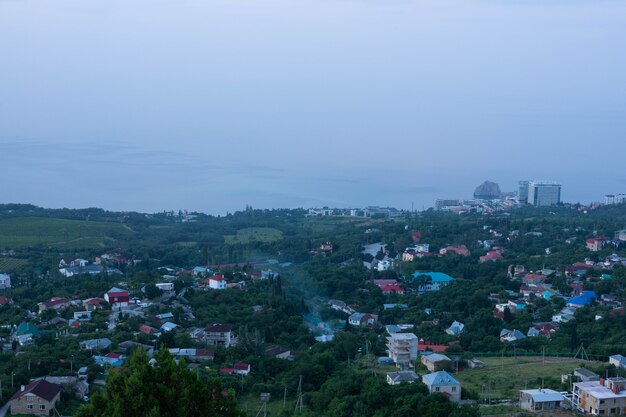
[1,0,626,214]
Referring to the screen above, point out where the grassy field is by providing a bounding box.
[225,227,283,244]
[456,356,599,400]
[238,393,295,416]
[0,217,132,249]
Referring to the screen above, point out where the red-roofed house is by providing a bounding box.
[480,251,503,263]
[418,339,448,353]
[379,284,404,295]
[104,287,129,310]
[522,274,547,285]
[10,379,62,416]
[37,297,69,314]
[439,245,470,256]
[207,275,226,290]
[82,298,106,311]
[233,363,251,376]
[139,324,158,335]
[586,237,605,252]
[0,295,13,306]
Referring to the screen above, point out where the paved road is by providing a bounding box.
[0,400,10,417]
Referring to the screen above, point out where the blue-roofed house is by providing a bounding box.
[445,321,465,336]
[500,329,526,343]
[93,354,124,367]
[160,322,178,332]
[567,291,597,308]
[422,371,461,402]
[412,272,455,292]
[609,354,626,370]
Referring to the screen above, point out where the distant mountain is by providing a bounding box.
[473,181,502,200]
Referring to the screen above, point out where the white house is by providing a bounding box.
[155,282,174,292]
[208,275,227,290]
[386,333,418,369]
[0,273,11,289]
[519,389,564,413]
[610,354,626,370]
[422,371,461,402]
[386,371,419,385]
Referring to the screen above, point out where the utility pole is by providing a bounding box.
[283,385,287,409]
[294,375,304,413]
[542,346,545,366]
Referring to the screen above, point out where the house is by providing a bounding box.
[523,274,548,286]
[328,299,355,315]
[421,353,452,372]
[615,230,626,242]
[73,311,92,321]
[192,266,212,277]
[500,329,526,343]
[155,282,174,292]
[574,368,600,382]
[480,251,503,263]
[519,389,564,413]
[265,347,291,360]
[445,321,465,336]
[207,275,227,290]
[527,322,560,338]
[233,363,251,376]
[386,370,419,385]
[376,259,393,272]
[160,322,178,332]
[586,237,605,252]
[439,245,470,256]
[418,339,448,354]
[379,284,404,295]
[412,272,455,292]
[10,379,62,416]
[205,323,233,348]
[0,295,13,306]
[156,312,175,321]
[169,348,215,362]
[79,338,111,350]
[38,297,69,314]
[422,371,461,402]
[568,291,597,308]
[82,298,105,311]
[467,359,485,369]
[348,313,378,327]
[573,377,626,415]
[383,304,408,310]
[609,354,626,370]
[386,333,418,369]
[104,287,130,310]
[0,273,11,289]
[93,354,124,367]
[139,324,159,335]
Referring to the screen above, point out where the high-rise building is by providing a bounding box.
[528,181,561,207]
[518,181,529,203]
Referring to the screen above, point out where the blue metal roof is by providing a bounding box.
[412,272,454,282]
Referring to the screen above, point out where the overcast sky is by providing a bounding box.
[1,0,625,214]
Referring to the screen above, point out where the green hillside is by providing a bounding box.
[0,217,133,249]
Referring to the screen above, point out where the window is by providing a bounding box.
[40,404,46,410]
[435,387,440,392]
[27,405,33,409]
[452,387,456,392]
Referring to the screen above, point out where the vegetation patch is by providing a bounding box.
[0,217,131,249]
[225,227,284,244]
[456,356,599,400]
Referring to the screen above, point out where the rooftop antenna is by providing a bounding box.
[294,375,304,413]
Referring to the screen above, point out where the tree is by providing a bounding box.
[74,349,238,417]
